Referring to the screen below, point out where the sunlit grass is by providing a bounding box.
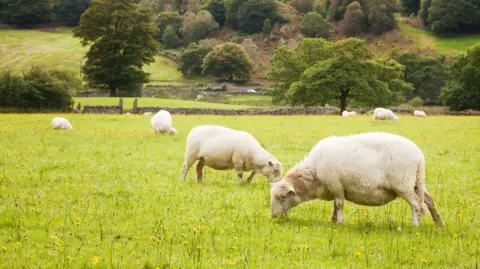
[0,114,479,268]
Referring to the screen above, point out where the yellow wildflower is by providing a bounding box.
[421,258,428,263]
[293,260,298,265]
[16,242,22,247]
[183,240,188,245]
[411,247,416,251]
[457,212,462,217]
[1,246,7,251]
[303,226,308,230]
[67,256,72,261]
[92,256,99,265]
[227,260,235,265]
[355,251,361,257]
[193,228,199,233]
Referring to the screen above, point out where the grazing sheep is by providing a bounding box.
[414,110,427,117]
[270,132,445,227]
[150,110,177,135]
[126,113,131,116]
[51,117,73,130]
[348,111,356,116]
[144,112,153,116]
[180,125,283,184]
[374,108,398,122]
[341,111,350,117]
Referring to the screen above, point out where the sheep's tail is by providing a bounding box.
[416,161,428,214]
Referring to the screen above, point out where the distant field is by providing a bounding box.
[0,28,185,84]
[399,22,480,55]
[73,97,258,110]
[0,114,479,268]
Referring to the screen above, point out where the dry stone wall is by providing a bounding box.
[136,107,339,116]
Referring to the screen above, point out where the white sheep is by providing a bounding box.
[150,110,177,135]
[270,132,445,227]
[414,110,427,117]
[125,113,131,116]
[180,125,283,184]
[348,111,356,116]
[374,108,398,122]
[51,117,73,130]
[341,111,350,117]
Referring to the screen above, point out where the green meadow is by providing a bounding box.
[0,28,184,84]
[0,114,479,268]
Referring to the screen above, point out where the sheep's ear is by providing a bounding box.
[268,161,273,166]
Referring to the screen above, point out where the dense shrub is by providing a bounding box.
[1,0,53,27]
[226,0,282,34]
[343,1,367,36]
[0,66,75,111]
[157,11,183,40]
[290,0,314,13]
[204,0,226,26]
[202,42,253,81]
[408,96,424,107]
[367,4,397,35]
[162,25,181,49]
[179,43,213,76]
[300,12,333,38]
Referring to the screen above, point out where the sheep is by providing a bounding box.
[51,117,73,130]
[341,111,350,117]
[374,108,398,122]
[180,125,283,184]
[126,113,131,116]
[144,112,153,116]
[150,110,177,135]
[348,111,356,116]
[269,132,445,227]
[414,110,427,117]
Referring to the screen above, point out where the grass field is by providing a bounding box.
[73,97,258,110]
[0,114,479,268]
[0,28,184,84]
[398,22,480,55]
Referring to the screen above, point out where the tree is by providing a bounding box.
[395,51,447,105]
[343,1,367,36]
[162,25,181,49]
[57,0,91,26]
[420,0,480,35]
[442,44,480,111]
[401,0,420,16]
[183,10,219,43]
[290,0,314,14]
[73,0,159,97]
[300,12,333,38]
[263,18,272,36]
[1,0,53,27]
[0,66,75,111]
[418,0,431,26]
[226,0,282,34]
[179,42,212,76]
[202,42,254,81]
[205,0,226,26]
[156,11,183,40]
[268,38,412,113]
[139,0,164,14]
[367,3,397,35]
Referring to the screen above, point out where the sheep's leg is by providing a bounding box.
[424,192,445,226]
[180,158,196,182]
[333,198,345,224]
[397,191,421,227]
[235,168,244,184]
[246,171,256,183]
[330,202,338,222]
[196,159,205,183]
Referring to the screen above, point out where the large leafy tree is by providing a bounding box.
[226,0,282,34]
[395,51,447,105]
[421,0,480,35]
[268,38,412,113]
[300,11,333,38]
[73,0,159,97]
[202,42,253,81]
[0,0,53,27]
[57,0,91,26]
[179,42,212,76]
[442,44,480,110]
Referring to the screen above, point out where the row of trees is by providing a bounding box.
[268,37,480,111]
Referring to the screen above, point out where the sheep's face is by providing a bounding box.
[64,123,73,130]
[270,180,297,218]
[168,128,177,135]
[261,161,282,182]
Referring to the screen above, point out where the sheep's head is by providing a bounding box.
[261,160,282,182]
[270,178,298,218]
[168,127,177,135]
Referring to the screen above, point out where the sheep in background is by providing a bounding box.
[180,125,282,184]
[151,110,177,135]
[269,132,445,227]
[349,111,356,116]
[374,108,398,122]
[52,117,73,130]
[414,110,427,117]
[125,113,131,116]
[341,111,350,117]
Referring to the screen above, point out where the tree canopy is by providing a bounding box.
[202,42,253,81]
[420,0,480,35]
[268,38,412,113]
[442,44,480,110]
[73,0,159,97]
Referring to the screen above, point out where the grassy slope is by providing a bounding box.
[0,114,478,268]
[73,97,258,109]
[0,28,184,84]
[398,21,480,55]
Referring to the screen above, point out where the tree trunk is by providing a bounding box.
[339,91,348,115]
[109,87,117,97]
